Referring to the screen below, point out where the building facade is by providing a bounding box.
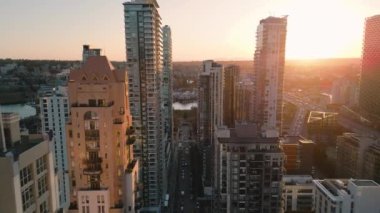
[66,56,137,212]
[216,125,284,213]
[253,16,287,137]
[39,86,70,209]
[124,0,165,207]
[359,15,380,120]
[363,143,380,184]
[161,25,173,189]
[235,80,254,123]
[314,179,380,213]
[280,136,315,175]
[281,175,315,213]
[223,65,240,128]
[197,60,224,190]
[336,133,380,183]
[0,112,58,213]
[336,133,378,179]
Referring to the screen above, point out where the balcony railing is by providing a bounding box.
[85,130,99,141]
[83,167,102,175]
[126,159,137,174]
[114,118,124,124]
[83,158,103,175]
[127,136,136,145]
[86,142,100,150]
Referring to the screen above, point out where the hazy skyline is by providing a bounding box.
[1,0,379,61]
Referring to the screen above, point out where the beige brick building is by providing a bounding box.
[66,56,138,213]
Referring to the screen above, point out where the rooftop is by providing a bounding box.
[308,111,338,123]
[283,175,313,185]
[319,179,349,197]
[123,0,159,8]
[69,56,127,83]
[352,180,379,187]
[260,16,288,24]
[218,124,279,144]
[281,136,303,144]
[0,135,47,161]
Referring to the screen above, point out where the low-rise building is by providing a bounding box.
[314,179,380,213]
[280,136,315,175]
[0,112,59,213]
[281,175,314,213]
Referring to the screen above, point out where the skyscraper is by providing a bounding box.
[197,60,224,190]
[214,16,287,212]
[39,86,70,209]
[161,25,173,191]
[124,0,165,207]
[359,15,380,120]
[66,55,138,212]
[223,65,240,128]
[253,16,287,137]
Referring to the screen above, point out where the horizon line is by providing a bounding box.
[0,57,361,63]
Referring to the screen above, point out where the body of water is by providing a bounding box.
[173,102,197,110]
[1,104,37,119]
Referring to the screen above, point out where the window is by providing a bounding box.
[39,200,49,213]
[36,156,47,174]
[22,185,34,210]
[20,165,33,187]
[38,174,48,196]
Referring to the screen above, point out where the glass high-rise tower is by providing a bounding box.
[359,15,380,120]
[124,0,165,207]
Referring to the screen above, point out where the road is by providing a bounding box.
[284,92,324,136]
[170,122,199,213]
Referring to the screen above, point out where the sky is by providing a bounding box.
[0,0,379,61]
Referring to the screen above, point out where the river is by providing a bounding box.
[0,104,37,119]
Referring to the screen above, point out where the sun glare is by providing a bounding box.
[284,0,364,59]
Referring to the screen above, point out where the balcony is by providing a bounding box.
[85,130,99,141]
[126,127,135,136]
[86,141,100,150]
[83,158,102,175]
[127,136,136,145]
[126,159,137,173]
[114,118,124,124]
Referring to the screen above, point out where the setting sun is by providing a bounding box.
[284,0,365,59]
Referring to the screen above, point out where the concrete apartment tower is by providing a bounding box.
[66,55,138,212]
[39,86,70,209]
[359,15,380,120]
[123,0,165,208]
[215,124,284,213]
[253,16,287,137]
[0,112,59,213]
[161,24,173,191]
[197,60,224,191]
